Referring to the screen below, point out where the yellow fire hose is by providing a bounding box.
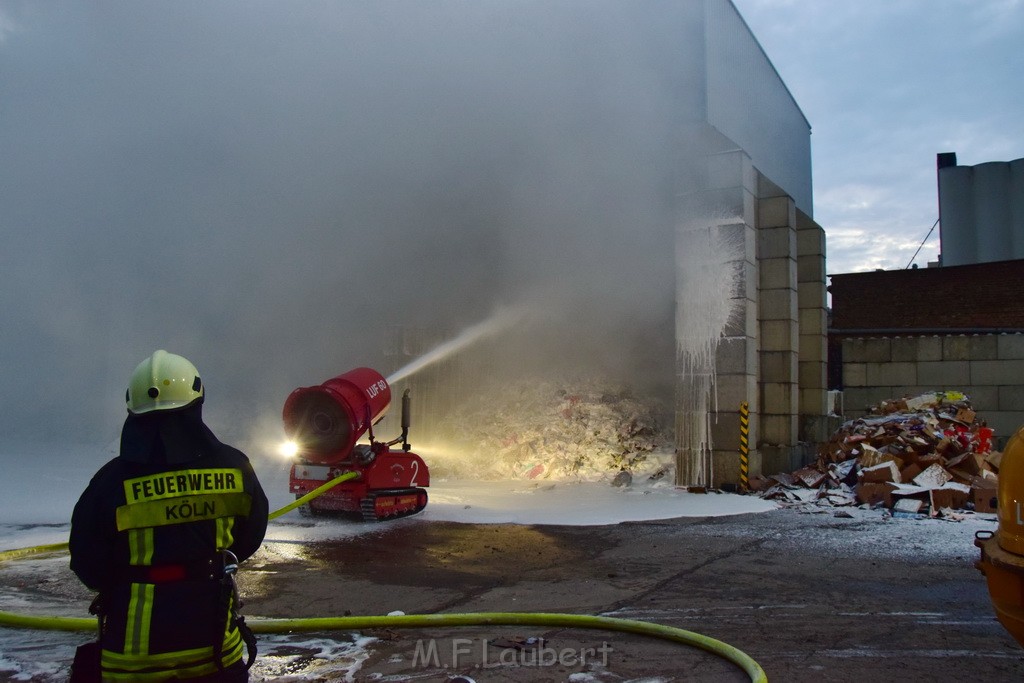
[266,470,361,521]
[0,470,768,682]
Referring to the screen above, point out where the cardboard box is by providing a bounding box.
[794,466,827,488]
[899,462,923,484]
[955,407,976,424]
[894,498,923,514]
[972,482,998,514]
[943,452,971,470]
[746,475,772,493]
[985,450,1004,471]
[860,461,900,484]
[770,473,796,487]
[946,468,974,485]
[930,486,970,512]
[957,452,983,476]
[856,482,896,507]
[914,463,953,489]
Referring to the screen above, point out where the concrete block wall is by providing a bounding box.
[703,149,762,486]
[796,210,828,446]
[841,333,1024,445]
[676,149,829,486]
[756,193,800,473]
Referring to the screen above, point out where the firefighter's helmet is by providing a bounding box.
[126,350,204,414]
[998,424,1024,555]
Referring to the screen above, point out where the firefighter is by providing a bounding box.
[70,350,269,681]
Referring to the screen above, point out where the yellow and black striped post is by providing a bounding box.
[738,401,750,492]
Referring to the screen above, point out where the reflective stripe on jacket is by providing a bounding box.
[70,446,268,682]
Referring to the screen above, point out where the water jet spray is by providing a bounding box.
[386,306,527,384]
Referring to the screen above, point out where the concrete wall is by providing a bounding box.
[756,191,800,473]
[705,149,761,487]
[796,210,830,443]
[841,333,1024,446]
[752,189,828,474]
[667,1,820,487]
[691,149,828,487]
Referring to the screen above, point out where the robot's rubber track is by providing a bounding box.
[360,488,428,522]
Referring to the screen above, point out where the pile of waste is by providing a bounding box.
[440,379,669,481]
[750,391,1000,518]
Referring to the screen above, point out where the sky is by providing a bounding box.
[1,0,1022,451]
[733,0,1024,273]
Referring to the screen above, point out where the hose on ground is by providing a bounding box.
[0,605,766,682]
[0,469,769,682]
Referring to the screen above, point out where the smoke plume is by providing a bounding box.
[0,1,717,453]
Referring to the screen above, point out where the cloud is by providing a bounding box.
[736,0,1024,274]
[0,8,18,43]
[826,221,938,274]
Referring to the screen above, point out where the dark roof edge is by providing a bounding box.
[829,328,1024,336]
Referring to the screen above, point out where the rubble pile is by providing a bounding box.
[751,391,1000,518]
[442,379,669,481]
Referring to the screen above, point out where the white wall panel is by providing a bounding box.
[705,0,813,215]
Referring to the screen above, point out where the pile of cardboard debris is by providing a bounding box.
[750,391,999,517]
[443,378,667,481]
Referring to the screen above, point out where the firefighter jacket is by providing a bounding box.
[70,413,268,682]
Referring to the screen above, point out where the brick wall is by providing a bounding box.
[829,259,1024,331]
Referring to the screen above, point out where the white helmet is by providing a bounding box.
[126,350,204,414]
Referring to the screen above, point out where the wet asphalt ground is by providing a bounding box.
[237,506,1024,682]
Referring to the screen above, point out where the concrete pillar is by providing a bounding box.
[675,148,760,487]
[757,192,800,474]
[796,210,830,447]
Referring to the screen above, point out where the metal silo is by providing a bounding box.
[938,153,1024,266]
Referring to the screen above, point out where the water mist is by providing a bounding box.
[386,306,528,384]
